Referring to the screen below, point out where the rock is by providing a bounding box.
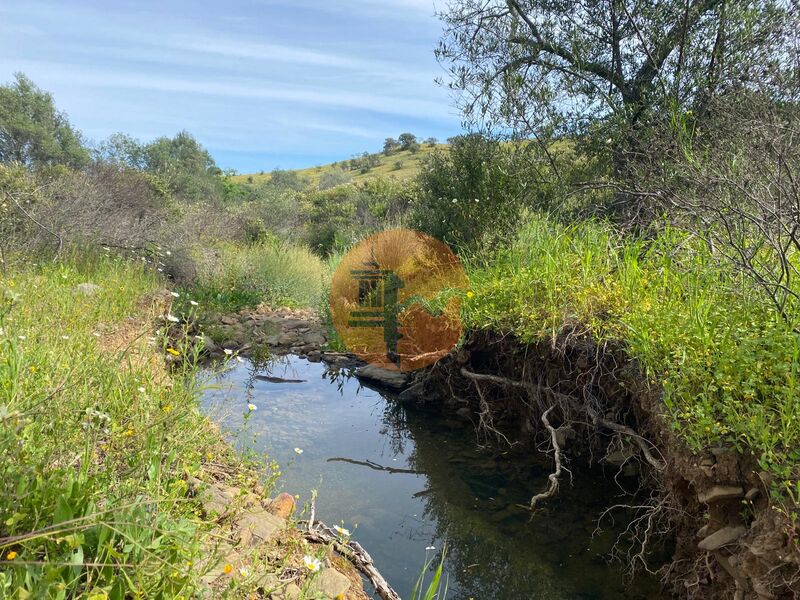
[455,407,472,421]
[698,526,747,551]
[269,492,296,518]
[220,315,238,325]
[745,487,760,501]
[235,510,285,547]
[272,583,301,600]
[307,568,351,599]
[193,482,240,518]
[201,335,218,353]
[603,445,636,467]
[698,485,744,504]
[307,350,322,363]
[221,339,239,350]
[278,333,299,345]
[303,332,327,345]
[75,283,101,296]
[355,364,409,390]
[265,335,281,346]
[397,382,425,404]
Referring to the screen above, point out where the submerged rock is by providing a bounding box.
[354,364,409,390]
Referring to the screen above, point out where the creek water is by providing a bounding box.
[199,355,666,600]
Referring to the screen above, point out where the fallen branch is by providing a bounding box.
[529,405,564,510]
[326,457,418,474]
[302,520,401,600]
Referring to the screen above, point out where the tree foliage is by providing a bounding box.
[0,73,89,168]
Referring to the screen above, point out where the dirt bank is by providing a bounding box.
[402,330,800,600]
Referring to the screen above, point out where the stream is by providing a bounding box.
[199,355,666,599]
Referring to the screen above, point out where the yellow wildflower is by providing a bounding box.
[223,563,233,575]
[6,551,18,560]
[466,290,475,299]
[166,347,181,356]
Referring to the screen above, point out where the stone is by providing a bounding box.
[307,351,322,363]
[303,332,327,345]
[220,315,238,325]
[201,335,218,353]
[265,335,281,346]
[269,492,296,518]
[307,568,351,599]
[235,510,285,547]
[272,583,301,600]
[698,485,744,504]
[698,526,747,551]
[355,364,410,390]
[75,283,101,296]
[745,487,760,501]
[455,407,472,421]
[278,332,299,345]
[195,483,239,518]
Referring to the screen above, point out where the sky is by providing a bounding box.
[0,0,462,172]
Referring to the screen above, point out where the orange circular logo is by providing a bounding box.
[330,229,467,371]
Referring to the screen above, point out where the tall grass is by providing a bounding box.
[189,238,328,312]
[0,253,253,597]
[463,216,800,504]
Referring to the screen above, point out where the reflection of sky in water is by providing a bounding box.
[199,356,665,600]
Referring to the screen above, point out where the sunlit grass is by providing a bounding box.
[463,216,800,505]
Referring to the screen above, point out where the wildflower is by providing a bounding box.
[92,332,101,338]
[238,566,250,577]
[163,405,172,413]
[165,250,172,256]
[124,428,134,437]
[223,563,233,575]
[6,551,17,560]
[17,335,26,340]
[466,290,475,299]
[333,525,350,537]
[166,314,180,323]
[247,403,257,411]
[425,546,435,551]
[28,366,37,373]
[223,349,234,356]
[138,387,146,393]
[166,348,181,356]
[303,555,322,573]
[294,447,303,455]
[170,292,180,298]
[61,335,70,340]
[190,300,199,307]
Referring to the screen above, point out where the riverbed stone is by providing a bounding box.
[355,364,409,390]
[236,509,285,547]
[220,315,238,325]
[272,583,301,600]
[308,568,351,599]
[698,485,744,504]
[269,492,296,518]
[698,526,747,551]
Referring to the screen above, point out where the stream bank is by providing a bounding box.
[190,308,799,599]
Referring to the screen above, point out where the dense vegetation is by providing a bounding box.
[2,0,800,594]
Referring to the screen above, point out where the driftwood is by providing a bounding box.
[302,518,401,600]
[326,457,418,474]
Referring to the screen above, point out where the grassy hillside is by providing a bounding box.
[232,144,445,187]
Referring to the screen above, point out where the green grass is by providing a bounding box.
[0,253,260,598]
[463,216,800,506]
[185,239,329,314]
[231,145,444,187]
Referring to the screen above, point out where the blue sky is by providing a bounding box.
[0,0,462,172]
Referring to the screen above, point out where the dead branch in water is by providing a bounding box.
[326,457,418,474]
[529,406,565,510]
[302,519,401,600]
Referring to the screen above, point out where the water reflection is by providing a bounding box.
[199,356,665,600]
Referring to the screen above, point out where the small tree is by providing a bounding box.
[383,137,400,155]
[398,133,417,150]
[0,73,89,168]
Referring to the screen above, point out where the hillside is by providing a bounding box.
[231,143,445,187]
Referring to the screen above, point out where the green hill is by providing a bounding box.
[232,143,445,187]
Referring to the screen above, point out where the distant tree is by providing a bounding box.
[398,133,417,150]
[95,133,146,169]
[408,142,421,154]
[0,73,89,168]
[383,137,400,155]
[392,160,404,171]
[424,137,438,147]
[141,131,221,199]
[268,168,308,191]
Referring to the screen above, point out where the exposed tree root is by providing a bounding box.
[326,457,418,474]
[529,406,565,510]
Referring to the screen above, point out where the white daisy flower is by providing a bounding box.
[333,525,350,537]
[247,403,257,411]
[294,447,304,455]
[302,555,322,573]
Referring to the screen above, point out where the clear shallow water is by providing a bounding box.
[199,356,665,600]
